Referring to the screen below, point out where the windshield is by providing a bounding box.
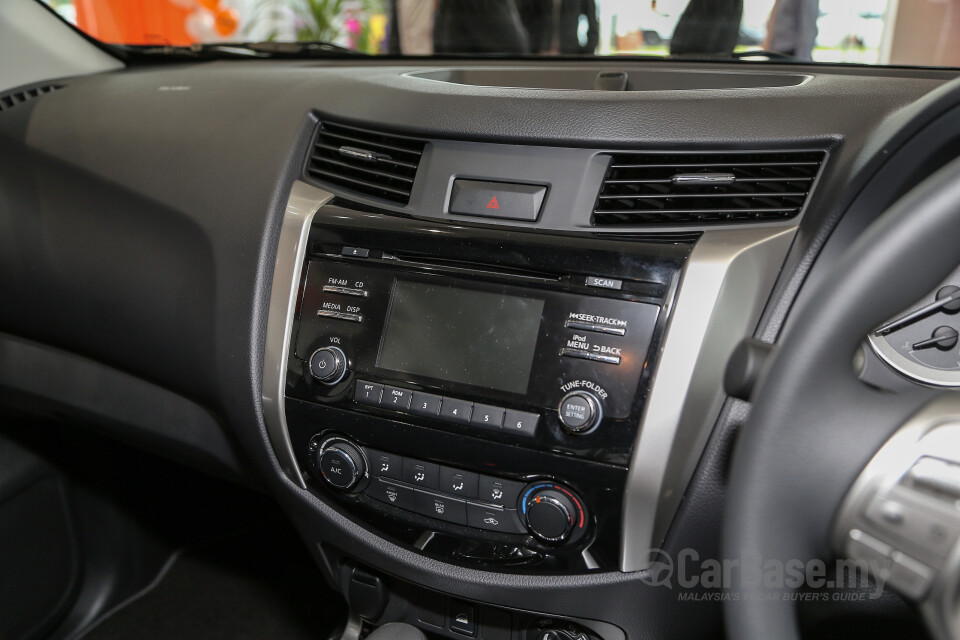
[44,0,955,68]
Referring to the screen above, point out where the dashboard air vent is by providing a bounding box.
[592,150,826,226]
[306,121,426,205]
[0,84,63,113]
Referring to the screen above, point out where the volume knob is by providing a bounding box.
[309,347,347,385]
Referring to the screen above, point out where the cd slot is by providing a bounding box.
[379,251,561,283]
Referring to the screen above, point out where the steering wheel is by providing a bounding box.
[724,155,960,640]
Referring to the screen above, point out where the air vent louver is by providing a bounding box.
[593,150,826,226]
[0,84,63,113]
[306,121,426,205]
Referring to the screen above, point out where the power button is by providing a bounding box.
[309,347,347,385]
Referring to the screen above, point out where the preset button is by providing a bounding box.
[355,380,383,405]
[440,398,473,423]
[383,386,413,410]
[410,391,443,417]
[502,410,539,438]
[470,404,504,431]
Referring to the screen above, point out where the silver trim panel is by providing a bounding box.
[262,181,334,488]
[620,226,796,571]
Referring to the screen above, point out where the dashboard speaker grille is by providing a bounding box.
[592,150,826,226]
[0,84,63,113]
[306,121,426,205]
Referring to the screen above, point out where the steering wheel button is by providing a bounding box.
[888,551,934,600]
[846,529,892,565]
[866,496,958,558]
[908,457,960,499]
[878,502,905,525]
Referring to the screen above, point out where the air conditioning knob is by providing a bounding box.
[523,486,581,544]
[309,346,347,385]
[313,437,366,490]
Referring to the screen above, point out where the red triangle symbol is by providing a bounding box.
[486,196,500,209]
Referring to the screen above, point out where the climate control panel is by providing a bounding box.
[308,435,589,545]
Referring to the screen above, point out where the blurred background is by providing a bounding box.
[43,0,960,68]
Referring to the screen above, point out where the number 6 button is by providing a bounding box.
[502,410,539,438]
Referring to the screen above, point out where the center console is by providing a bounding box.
[281,201,690,572]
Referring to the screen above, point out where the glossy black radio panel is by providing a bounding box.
[283,207,691,571]
[296,259,659,421]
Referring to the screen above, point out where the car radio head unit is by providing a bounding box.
[295,259,659,436]
[281,207,690,572]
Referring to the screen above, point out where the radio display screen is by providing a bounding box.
[377,281,545,395]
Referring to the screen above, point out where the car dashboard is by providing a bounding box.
[4,55,960,640]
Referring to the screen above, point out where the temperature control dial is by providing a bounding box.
[309,347,347,385]
[521,483,587,544]
[312,437,366,491]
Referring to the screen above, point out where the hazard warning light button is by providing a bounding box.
[449,179,547,222]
